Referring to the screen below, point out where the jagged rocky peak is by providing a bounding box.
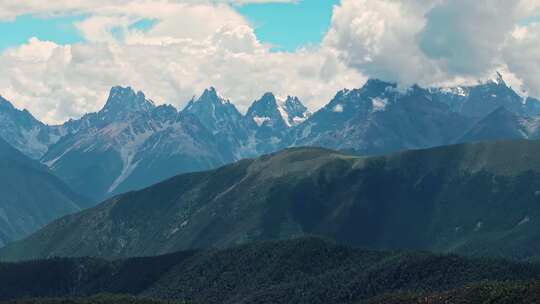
[183,87,242,128]
[184,87,234,111]
[361,78,397,96]
[282,96,311,126]
[150,104,178,124]
[0,95,54,159]
[284,95,303,107]
[246,92,310,128]
[474,72,516,93]
[322,79,395,115]
[459,72,525,117]
[101,86,155,116]
[184,87,233,111]
[329,79,395,105]
[489,71,507,86]
[246,92,286,128]
[0,96,36,119]
[435,72,507,96]
[248,92,277,110]
[198,86,229,104]
[252,92,279,111]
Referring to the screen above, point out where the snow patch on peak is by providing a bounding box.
[333,104,344,113]
[275,95,287,106]
[293,116,308,125]
[276,104,291,127]
[439,86,469,97]
[281,96,310,127]
[253,116,270,127]
[371,97,388,112]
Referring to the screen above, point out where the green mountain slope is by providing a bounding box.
[0,138,86,246]
[1,238,540,304]
[3,139,540,261]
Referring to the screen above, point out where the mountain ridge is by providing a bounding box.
[5,139,540,261]
[2,74,540,203]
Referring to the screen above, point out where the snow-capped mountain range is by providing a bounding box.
[1,74,539,202]
[0,96,64,159]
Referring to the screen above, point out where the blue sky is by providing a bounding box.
[238,0,340,51]
[0,1,339,52]
[0,14,85,51]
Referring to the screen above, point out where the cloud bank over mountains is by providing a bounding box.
[0,0,538,124]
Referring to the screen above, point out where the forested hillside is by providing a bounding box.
[2,238,540,304]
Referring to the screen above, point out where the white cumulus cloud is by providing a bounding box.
[0,1,363,124]
[0,0,297,21]
[0,0,539,124]
[324,0,540,92]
